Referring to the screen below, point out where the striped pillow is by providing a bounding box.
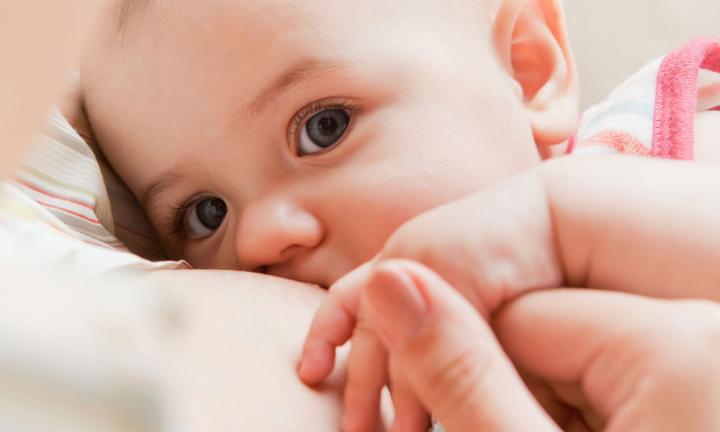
[10,107,180,265]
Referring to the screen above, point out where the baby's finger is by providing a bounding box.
[298,263,373,384]
[341,310,388,432]
[389,358,429,432]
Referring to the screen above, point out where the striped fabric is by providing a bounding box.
[0,182,185,275]
[11,110,125,250]
[572,38,720,158]
[572,59,662,157]
[2,108,188,274]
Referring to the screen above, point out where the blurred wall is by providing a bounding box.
[565,0,720,108]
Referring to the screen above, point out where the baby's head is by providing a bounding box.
[82,0,578,286]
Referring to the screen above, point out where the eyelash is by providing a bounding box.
[164,195,205,243]
[288,98,358,154]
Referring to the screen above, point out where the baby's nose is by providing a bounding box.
[234,198,323,271]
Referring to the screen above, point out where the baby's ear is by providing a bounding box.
[492,0,578,149]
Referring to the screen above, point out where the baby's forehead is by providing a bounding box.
[102,0,500,114]
[123,0,496,71]
[131,0,491,35]
[113,0,150,34]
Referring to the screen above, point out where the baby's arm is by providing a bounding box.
[299,154,720,430]
[547,154,720,300]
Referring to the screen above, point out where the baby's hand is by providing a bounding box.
[298,263,393,431]
[298,170,564,431]
[372,171,563,317]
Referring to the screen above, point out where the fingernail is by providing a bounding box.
[366,263,429,347]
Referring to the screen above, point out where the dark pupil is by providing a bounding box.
[197,198,227,230]
[306,109,350,148]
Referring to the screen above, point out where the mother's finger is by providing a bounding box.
[365,260,558,432]
[495,289,720,431]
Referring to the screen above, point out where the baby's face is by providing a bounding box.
[84,0,542,286]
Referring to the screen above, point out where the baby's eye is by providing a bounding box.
[298,108,351,156]
[185,197,227,239]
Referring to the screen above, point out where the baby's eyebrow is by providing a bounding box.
[141,166,189,212]
[244,57,349,119]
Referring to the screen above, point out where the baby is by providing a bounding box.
[80,0,579,287]
[78,0,720,430]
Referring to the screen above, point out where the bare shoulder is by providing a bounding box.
[694,111,720,164]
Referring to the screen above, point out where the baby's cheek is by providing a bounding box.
[178,233,239,271]
[332,173,451,261]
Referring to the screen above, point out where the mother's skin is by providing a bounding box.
[1,267,348,430]
[143,270,347,430]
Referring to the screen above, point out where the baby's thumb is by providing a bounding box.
[364,260,557,432]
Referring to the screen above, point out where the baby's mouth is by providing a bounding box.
[252,265,269,275]
[251,265,325,288]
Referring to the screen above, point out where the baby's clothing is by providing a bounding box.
[1,109,188,275]
[10,109,123,250]
[571,38,720,159]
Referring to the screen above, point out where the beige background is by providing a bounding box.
[565,0,720,108]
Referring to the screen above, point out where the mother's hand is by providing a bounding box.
[365,260,720,431]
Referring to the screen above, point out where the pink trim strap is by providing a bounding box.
[653,38,720,160]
